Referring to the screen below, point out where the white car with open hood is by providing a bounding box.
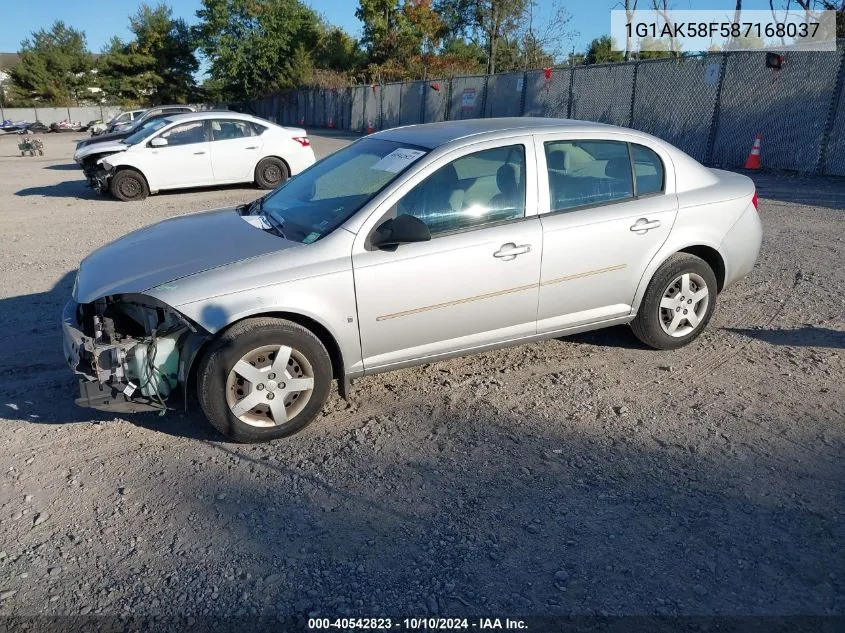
[89,112,316,201]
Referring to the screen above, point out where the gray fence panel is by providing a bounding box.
[449,76,487,120]
[523,68,571,118]
[381,83,402,129]
[400,81,425,125]
[632,56,721,162]
[296,92,306,125]
[485,71,524,117]
[72,106,105,124]
[315,90,326,127]
[1,107,37,123]
[350,86,365,131]
[38,107,72,125]
[423,81,448,122]
[571,63,636,126]
[823,45,845,175]
[364,85,380,130]
[100,106,123,122]
[713,50,841,172]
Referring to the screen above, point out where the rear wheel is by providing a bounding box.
[110,169,149,202]
[197,318,332,443]
[255,157,289,189]
[630,253,717,350]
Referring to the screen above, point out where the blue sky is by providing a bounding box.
[0,0,779,65]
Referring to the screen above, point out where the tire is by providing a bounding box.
[630,253,718,350]
[197,317,332,443]
[110,169,149,202]
[254,157,289,189]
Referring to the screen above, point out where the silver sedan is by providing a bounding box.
[62,118,763,442]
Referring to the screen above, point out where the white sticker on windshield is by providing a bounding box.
[371,148,426,173]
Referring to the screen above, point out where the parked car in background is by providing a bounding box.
[91,109,145,136]
[62,118,762,442]
[87,111,315,200]
[75,107,199,177]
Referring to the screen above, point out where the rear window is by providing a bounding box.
[631,144,665,195]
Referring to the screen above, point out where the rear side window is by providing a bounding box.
[210,119,256,141]
[632,144,665,195]
[544,140,633,212]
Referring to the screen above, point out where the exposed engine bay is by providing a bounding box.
[63,294,206,413]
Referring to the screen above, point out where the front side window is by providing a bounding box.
[545,140,633,212]
[158,121,206,146]
[210,119,255,141]
[395,145,526,236]
[256,138,428,244]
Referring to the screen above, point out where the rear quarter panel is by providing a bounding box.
[630,167,756,313]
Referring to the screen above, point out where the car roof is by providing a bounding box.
[159,111,265,124]
[375,117,620,149]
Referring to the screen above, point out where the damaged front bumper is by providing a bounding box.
[88,166,111,193]
[62,297,206,414]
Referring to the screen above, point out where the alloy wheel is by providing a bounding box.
[658,272,710,337]
[225,344,315,427]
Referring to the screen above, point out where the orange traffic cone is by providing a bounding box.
[744,133,761,170]
[366,120,375,134]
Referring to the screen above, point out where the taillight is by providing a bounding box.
[751,190,759,210]
[292,137,310,147]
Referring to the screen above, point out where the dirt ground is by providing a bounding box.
[0,130,843,623]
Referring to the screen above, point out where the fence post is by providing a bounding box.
[816,44,845,175]
[518,71,527,117]
[445,79,453,121]
[379,83,384,130]
[0,103,4,122]
[420,81,427,124]
[481,74,490,119]
[705,52,730,166]
[567,68,576,119]
[33,104,39,124]
[628,61,639,128]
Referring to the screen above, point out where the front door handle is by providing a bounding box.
[245,146,258,150]
[193,151,206,155]
[493,243,532,261]
[630,218,661,234]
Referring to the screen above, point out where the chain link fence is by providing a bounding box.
[449,75,487,120]
[632,55,722,163]
[250,40,845,175]
[484,71,524,118]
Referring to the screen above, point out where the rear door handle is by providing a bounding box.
[245,146,258,150]
[193,151,206,155]
[494,243,532,261]
[630,218,661,234]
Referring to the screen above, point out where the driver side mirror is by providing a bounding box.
[371,214,431,249]
[150,137,168,147]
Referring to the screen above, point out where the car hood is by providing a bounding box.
[74,207,297,303]
[75,141,127,161]
[76,130,130,150]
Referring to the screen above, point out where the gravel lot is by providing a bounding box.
[0,130,843,623]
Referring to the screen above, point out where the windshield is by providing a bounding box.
[256,138,428,244]
[122,119,170,145]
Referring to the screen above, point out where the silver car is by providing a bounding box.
[62,118,763,442]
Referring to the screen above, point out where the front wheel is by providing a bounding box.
[197,318,332,443]
[110,169,149,202]
[254,157,289,189]
[630,253,718,350]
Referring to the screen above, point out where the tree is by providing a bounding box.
[584,35,624,64]
[10,21,94,105]
[195,0,324,100]
[435,0,530,74]
[99,4,198,105]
